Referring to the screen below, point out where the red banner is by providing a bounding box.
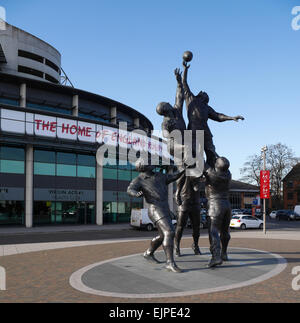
[260,170,270,199]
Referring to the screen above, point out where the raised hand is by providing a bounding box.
[174,68,182,83]
[183,61,191,70]
[233,115,245,122]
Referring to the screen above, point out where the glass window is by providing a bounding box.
[118,158,133,170]
[118,169,131,181]
[0,98,19,106]
[77,166,95,178]
[103,201,118,224]
[79,112,107,123]
[27,102,71,115]
[0,201,24,225]
[57,164,76,177]
[33,201,55,225]
[230,192,241,210]
[34,150,56,163]
[103,168,118,180]
[33,202,96,225]
[1,147,24,161]
[102,157,118,168]
[77,154,95,167]
[57,152,76,165]
[56,202,79,224]
[34,162,56,176]
[0,160,24,174]
[131,171,139,180]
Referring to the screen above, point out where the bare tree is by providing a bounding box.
[267,143,298,198]
[240,143,298,207]
[240,154,262,187]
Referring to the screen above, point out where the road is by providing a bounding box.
[0,219,299,246]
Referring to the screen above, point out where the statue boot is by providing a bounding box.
[221,231,231,261]
[164,245,182,273]
[165,261,182,273]
[192,243,202,255]
[221,251,229,262]
[143,250,161,264]
[208,245,223,268]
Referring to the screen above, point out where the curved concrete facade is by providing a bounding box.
[0,23,61,83]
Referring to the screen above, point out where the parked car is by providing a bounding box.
[269,210,278,219]
[289,211,300,221]
[232,209,242,215]
[240,209,252,215]
[230,215,264,230]
[276,210,294,221]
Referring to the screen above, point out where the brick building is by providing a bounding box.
[283,163,300,210]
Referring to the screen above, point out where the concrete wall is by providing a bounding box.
[0,24,61,83]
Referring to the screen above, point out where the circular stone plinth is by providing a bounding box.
[69,248,287,299]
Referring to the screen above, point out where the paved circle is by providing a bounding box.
[69,247,287,299]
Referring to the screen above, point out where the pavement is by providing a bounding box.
[71,247,287,299]
[0,223,128,235]
[0,222,299,303]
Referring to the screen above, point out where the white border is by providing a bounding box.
[69,247,287,299]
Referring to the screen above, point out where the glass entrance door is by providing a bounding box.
[78,202,95,224]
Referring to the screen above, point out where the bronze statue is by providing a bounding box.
[156,68,186,205]
[174,52,244,258]
[182,60,244,167]
[127,158,185,273]
[157,69,202,257]
[197,157,232,267]
[130,51,242,274]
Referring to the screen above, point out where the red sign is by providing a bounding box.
[260,170,270,199]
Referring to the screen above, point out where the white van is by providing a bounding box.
[131,209,177,231]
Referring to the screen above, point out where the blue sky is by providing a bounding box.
[1,0,300,179]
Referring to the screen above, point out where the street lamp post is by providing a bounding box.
[261,146,268,234]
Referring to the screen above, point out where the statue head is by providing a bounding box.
[197,91,209,104]
[215,157,230,172]
[156,102,175,118]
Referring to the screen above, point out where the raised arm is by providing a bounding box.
[208,106,244,123]
[174,68,184,114]
[127,177,143,198]
[182,62,194,106]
